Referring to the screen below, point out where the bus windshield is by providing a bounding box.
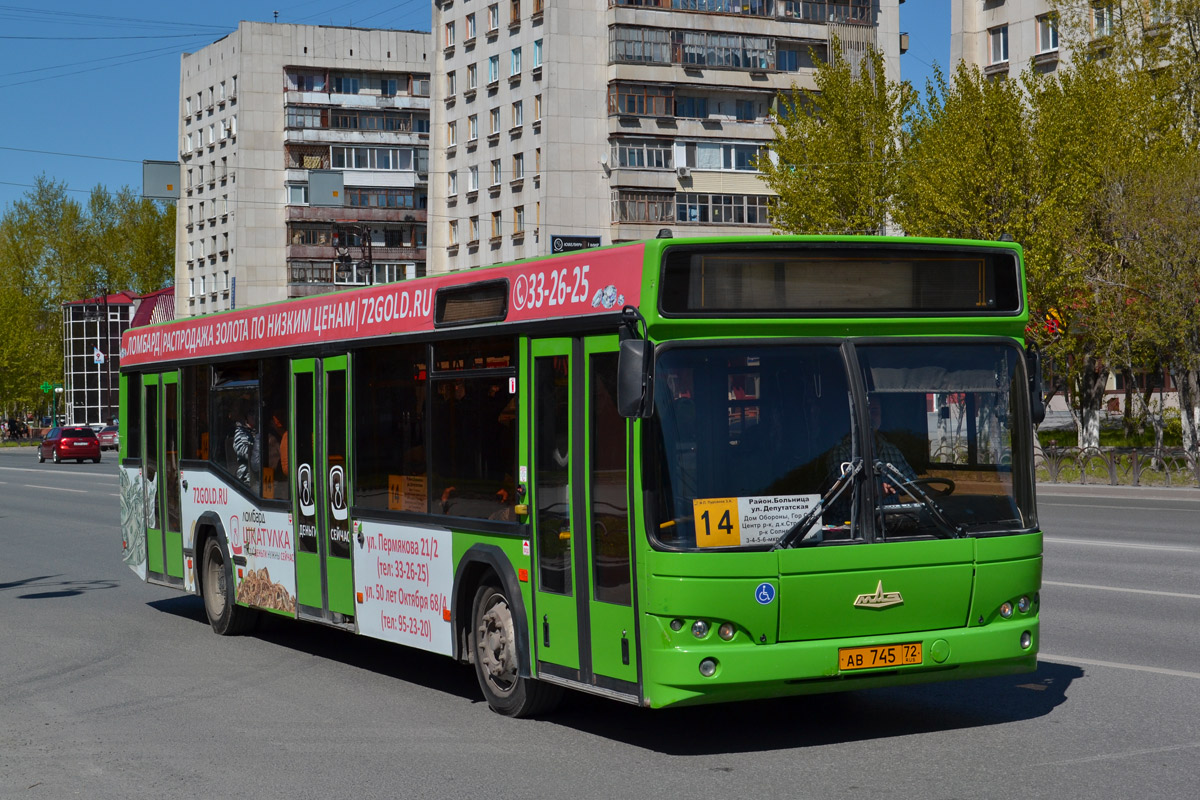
[647,341,1036,550]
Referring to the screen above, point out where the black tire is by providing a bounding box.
[92,456,101,464]
[200,535,257,636]
[37,449,44,463]
[77,458,84,463]
[52,449,60,464]
[471,583,562,718]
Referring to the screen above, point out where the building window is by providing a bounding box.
[488,4,499,32]
[467,13,477,39]
[219,81,226,100]
[512,100,523,127]
[468,63,478,90]
[611,190,674,223]
[189,278,195,298]
[288,70,326,92]
[286,106,325,128]
[469,216,480,242]
[1093,5,1114,38]
[491,210,503,239]
[186,96,192,116]
[989,25,1009,64]
[511,47,522,75]
[445,20,456,48]
[608,83,674,116]
[676,193,771,225]
[448,70,457,95]
[491,159,502,186]
[345,187,424,209]
[490,107,501,134]
[331,75,360,94]
[448,120,458,147]
[510,0,521,24]
[533,39,543,69]
[332,146,416,171]
[514,205,525,234]
[609,26,672,64]
[488,55,499,84]
[534,94,542,121]
[512,152,525,179]
[1037,15,1059,53]
[679,141,765,172]
[469,165,480,191]
[449,221,459,246]
[612,138,673,169]
[535,147,541,175]
[468,114,479,141]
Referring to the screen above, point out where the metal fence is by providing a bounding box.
[1035,444,1200,488]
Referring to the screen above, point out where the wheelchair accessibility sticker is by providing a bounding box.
[755,582,776,605]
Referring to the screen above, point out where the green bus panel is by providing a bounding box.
[295,551,322,609]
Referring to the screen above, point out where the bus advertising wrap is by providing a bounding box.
[120,245,644,368]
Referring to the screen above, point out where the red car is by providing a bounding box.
[39,426,101,464]
[98,425,120,451]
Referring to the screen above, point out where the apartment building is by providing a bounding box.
[429,0,901,270]
[951,0,1066,76]
[177,22,431,316]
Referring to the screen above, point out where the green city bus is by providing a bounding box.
[119,235,1042,716]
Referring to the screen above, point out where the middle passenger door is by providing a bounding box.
[530,336,637,696]
[290,355,355,623]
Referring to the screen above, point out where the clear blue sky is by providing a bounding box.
[0,0,947,212]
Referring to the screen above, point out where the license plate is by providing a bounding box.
[838,642,922,671]
[73,442,87,446]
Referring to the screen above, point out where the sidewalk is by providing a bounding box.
[1037,481,1200,502]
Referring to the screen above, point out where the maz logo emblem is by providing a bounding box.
[853,580,904,609]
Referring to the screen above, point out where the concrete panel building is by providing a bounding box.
[177,22,431,316]
[429,0,901,271]
[951,0,1065,76]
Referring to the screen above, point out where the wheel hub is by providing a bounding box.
[477,597,516,692]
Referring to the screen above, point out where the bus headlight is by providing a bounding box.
[1017,595,1032,613]
[670,619,684,632]
[999,602,1014,619]
[718,623,735,641]
[699,658,719,677]
[1020,631,1033,649]
[691,620,710,639]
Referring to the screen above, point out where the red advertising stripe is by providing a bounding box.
[121,244,644,368]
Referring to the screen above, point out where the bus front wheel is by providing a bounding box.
[200,535,257,636]
[471,583,561,718]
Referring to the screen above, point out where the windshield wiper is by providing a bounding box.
[774,458,863,550]
[876,461,964,540]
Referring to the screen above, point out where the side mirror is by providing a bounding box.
[617,338,654,419]
[1026,347,1045,425]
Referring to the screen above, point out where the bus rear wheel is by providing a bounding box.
[471,583,562,718]
[200,535,256,636]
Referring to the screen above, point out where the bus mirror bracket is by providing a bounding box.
[1026,346,1046,425]
[618,306,654,419]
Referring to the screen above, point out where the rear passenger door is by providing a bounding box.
[142,372,184,586]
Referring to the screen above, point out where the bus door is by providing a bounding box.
[290,356,355,623]
[142,371,184,585]
[530,337,638,693]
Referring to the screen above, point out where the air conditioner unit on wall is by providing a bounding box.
[676,166,691,178]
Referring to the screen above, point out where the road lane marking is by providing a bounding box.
[1042,653,1200,681]
[1043,580,1200,601]
[1035,739,1200,767]
[1044,537,1198,553]
[23,484,89,494]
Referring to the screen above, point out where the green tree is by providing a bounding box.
[894,62,1036,243]
[0,177,174,421]
[760,44,914,234]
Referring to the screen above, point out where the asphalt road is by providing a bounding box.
[2,445,1198,800]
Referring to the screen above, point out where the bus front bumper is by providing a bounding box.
[640,619,1039,709]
